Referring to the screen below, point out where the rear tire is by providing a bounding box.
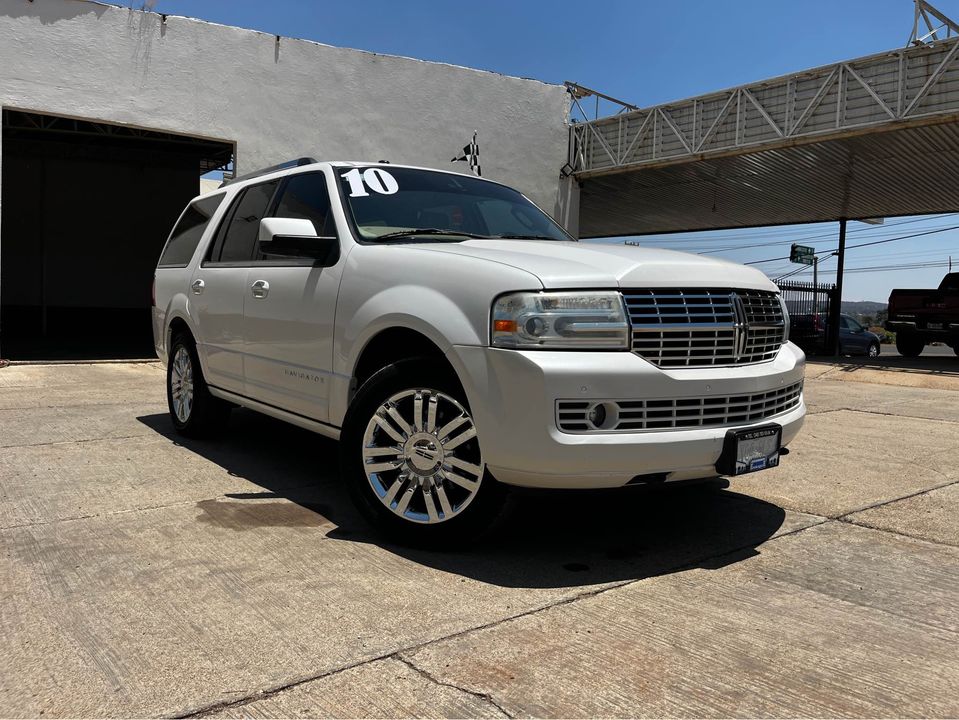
[895,332,924,358]
[167,333,231,438]
[340,358,506,546]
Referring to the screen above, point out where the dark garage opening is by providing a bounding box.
[0,109,233,360]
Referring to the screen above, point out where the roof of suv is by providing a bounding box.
[221,160,497,192]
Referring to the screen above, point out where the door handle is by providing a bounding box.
[191,279,205,295]
[251,280,270,299]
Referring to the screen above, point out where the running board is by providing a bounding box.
[208,386,341,441]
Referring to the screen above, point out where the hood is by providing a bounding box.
[408,240,778,291]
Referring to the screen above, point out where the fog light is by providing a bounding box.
[587,404,606,427]
[585,401,619,430]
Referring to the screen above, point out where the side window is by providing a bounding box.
[214,180,279,263]
[272,172,333,235]
[159,194,224,267]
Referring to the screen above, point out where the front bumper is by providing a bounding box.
[448,342,806,489]
[887,320,956,337]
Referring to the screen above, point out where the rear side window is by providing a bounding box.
[213,181,279,263]
[158,194,224,267]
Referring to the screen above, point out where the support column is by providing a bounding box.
[831,219,847,356]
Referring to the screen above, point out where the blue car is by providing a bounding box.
[839,314,882,358]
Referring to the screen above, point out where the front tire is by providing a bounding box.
[867,342,880,358]
[895,332,924,358]
[340,359,505,545]
[167,333,230,437]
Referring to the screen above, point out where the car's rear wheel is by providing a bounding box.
[167,333,230,437]
[340,358,505,545]
[867,341,880,358]
[895,332,924,358]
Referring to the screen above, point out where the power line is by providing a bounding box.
[697,219,959,255]
[785,260,953,276]
[745,224,959,265]
[849,246,959,262]
[638,213,958,247]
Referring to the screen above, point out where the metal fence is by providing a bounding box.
[777,280,838,353]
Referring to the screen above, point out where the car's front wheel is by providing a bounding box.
[867,341,880,358]
[340,359,505,545]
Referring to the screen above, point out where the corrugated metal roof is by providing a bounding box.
[579,120,959,236]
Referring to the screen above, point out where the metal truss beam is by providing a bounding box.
[570,36,959,178]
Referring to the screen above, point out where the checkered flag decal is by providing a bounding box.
[451,131,481,176]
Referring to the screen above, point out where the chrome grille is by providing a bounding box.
[623,288,786,367]
[557,381,803,433]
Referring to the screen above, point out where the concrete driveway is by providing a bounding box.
[0,360,957,718]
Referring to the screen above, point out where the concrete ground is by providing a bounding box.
[0,358,957,718]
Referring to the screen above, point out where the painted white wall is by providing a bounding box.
[0,0,571,214]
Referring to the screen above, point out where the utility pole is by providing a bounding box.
[812,256,819,318]
[831,219,847,357]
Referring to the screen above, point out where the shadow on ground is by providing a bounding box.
[807,352,958,377]
[138,409,787,589]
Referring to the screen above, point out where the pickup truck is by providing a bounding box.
[152,160,806,543]
[886,272,959,357]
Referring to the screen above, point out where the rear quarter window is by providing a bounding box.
[158,194,225,267]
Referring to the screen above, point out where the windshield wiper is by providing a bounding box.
[372,228,491,241]
[489,234,567,241]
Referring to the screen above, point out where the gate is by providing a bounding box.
[776,280,838,353]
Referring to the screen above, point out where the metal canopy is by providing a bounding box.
[570,36,959,237]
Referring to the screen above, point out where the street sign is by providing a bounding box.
[790,243,815,265]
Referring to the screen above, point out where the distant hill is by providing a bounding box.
[784,299,887,316]
[841,300,887,317]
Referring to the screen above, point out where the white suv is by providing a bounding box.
[153,159,805,542]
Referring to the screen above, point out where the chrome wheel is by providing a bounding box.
[362,388,484,525]
[868,343,880,358]
[170,346,194,423]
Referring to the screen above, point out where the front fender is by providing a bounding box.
[329,286,486,425]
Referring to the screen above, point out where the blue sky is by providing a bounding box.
[145,0,959,302]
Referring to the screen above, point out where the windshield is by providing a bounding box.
[337,166,572,242]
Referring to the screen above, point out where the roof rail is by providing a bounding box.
[221,157,318,186]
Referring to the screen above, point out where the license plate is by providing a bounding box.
[928,322,943,330]
[716,424,782,476]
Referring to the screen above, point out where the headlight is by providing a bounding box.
[778,294,791,345]
[491,291,630,349]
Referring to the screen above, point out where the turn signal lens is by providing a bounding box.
[778,294,791,345]
[491,291,629,350]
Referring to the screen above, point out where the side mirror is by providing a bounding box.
[258,217,339,265]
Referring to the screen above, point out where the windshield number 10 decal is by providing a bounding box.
[343,168,399,198]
